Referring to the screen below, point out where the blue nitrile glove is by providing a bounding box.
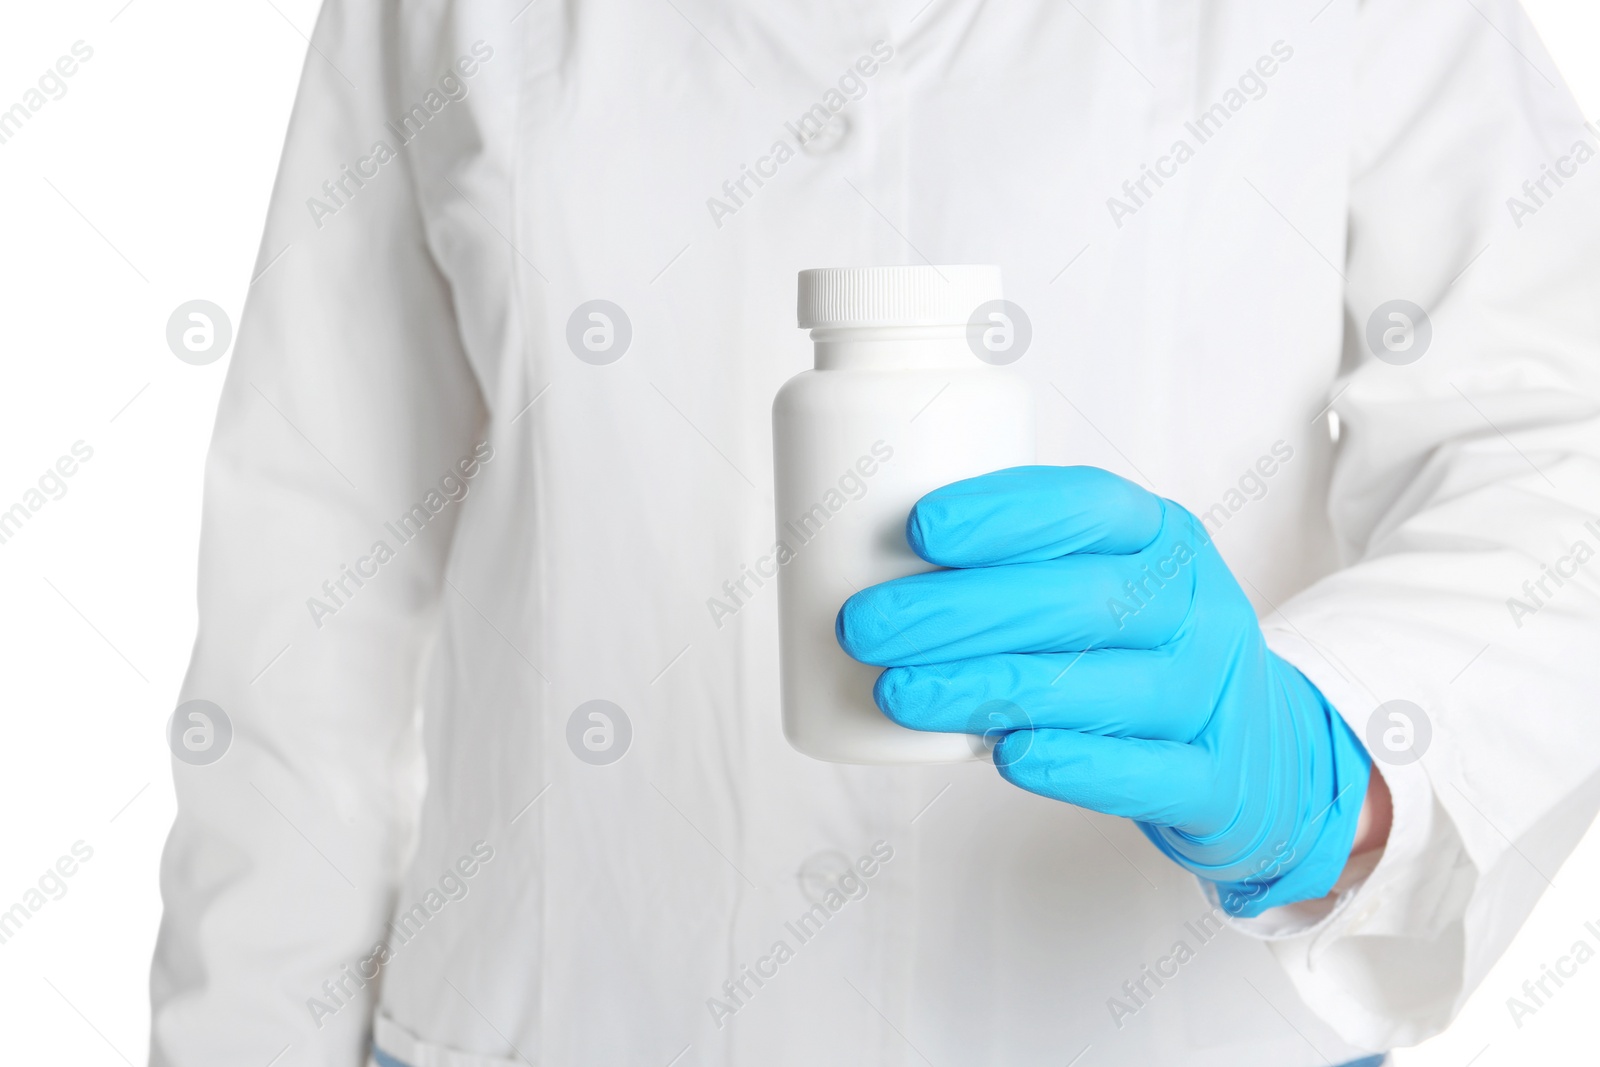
[835,466,1372,917]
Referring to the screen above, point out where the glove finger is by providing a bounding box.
[908,465,1163,567]
[874,647,1205,742]
[837,512,1200,665]
[992,729,1212,828]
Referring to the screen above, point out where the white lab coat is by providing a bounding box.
[150,0,1600,1064]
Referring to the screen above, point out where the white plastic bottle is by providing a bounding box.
[772,265,1037,764]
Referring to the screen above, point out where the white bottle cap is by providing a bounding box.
[797,265,1003,329]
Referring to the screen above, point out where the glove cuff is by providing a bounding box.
[1213,666,1372,917]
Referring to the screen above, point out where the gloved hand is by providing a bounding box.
[835,466,1372,916]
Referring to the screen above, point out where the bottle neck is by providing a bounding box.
[809,325,975,371]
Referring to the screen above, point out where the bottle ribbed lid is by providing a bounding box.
[797,265,1003,329]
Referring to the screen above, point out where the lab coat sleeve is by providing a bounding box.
[149,4,484,1065]
[1243,0,1600,1050]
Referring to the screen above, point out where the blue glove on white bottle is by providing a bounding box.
[835,466,1372,916]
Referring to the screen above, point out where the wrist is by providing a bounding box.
[1347,763,1393,858]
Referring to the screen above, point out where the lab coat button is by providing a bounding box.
[799,114,851,156]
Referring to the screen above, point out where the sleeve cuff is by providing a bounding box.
[1214,627,1477,1048]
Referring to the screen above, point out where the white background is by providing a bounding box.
[0,2,1595,1064]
